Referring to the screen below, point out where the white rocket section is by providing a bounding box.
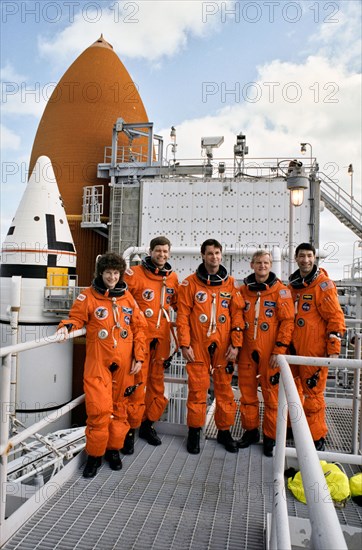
[0,155,76,323]
[0,156,76,429]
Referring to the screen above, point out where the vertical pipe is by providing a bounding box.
[0,354,12,529]
[288,195,295,276]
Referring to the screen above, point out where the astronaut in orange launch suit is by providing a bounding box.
[237,250,294,457]
[57,253,147,478]
[288,243,345,451]
[121,236,178,454]
[177,239,245,454]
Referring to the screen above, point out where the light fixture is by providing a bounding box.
[286,161,309,206]
[290,189,304,206]
[300,143,307,155]
[234,132,248,158]
[218,162,225,175]
[348,163,353,175]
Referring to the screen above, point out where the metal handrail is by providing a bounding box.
[0,328,86,538]
[319,171,362,222]
[270,347,362,550]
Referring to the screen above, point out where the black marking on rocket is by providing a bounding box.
[7,226,15,236]
[0,265,76,278]
[46,214,75,252]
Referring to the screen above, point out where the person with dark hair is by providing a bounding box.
[121,236,178,453]
[56,252,147,478]
[237,250,294,457]
[288,243,345,451]
[177,239,245,454]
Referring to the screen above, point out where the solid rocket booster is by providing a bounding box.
[0,156,76,427]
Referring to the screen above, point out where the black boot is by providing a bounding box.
[83,455,102,478]
[104,449,123,470]
[314,437,326,451]
[216,430,238,453]
[237,428,260,448]
[187,427,201,454]
[139,419,161,446]
[121,429,135,455]
[263,435,275,457]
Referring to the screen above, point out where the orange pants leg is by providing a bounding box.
[84,373,113,457]
[212,346,237,430]
[107,362,133,451]
[186,345,210,427]
[144,336,170,422]
[238,354,260,431]
[259,362,279,440]
[300,365,328,440]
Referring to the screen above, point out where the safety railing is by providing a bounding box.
[0,328,86,545]
[270,336,362,550]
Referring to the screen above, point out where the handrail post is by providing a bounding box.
[278,355,348,550]
[352,333,362,454]
[0,354,12,527]
[270,379,291,550]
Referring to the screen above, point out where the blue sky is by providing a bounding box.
[1,0,361,277]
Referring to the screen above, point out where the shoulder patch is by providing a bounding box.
[77,293,86,301]
[279,289,291,298]
[125,268,134,276]
[319,280,334,291]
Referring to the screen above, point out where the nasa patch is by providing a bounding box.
[124,315,131,325]
[221,299,229,308]
[142,289,155,301]
[166,296,172,304]
[195,291,207,303]
[94,307,109,320]
[77,293,86,301]
[265,309,274,318]
[244,301,251,312]
[302,303,311,311]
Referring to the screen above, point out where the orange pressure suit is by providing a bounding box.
[58,279,147,457]
[288,266,345,440]
[238,272,294,439]
[177,264,244,429]
[124,257,178,426]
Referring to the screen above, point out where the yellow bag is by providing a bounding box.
[287,461,350,507]
[349,473,362,506]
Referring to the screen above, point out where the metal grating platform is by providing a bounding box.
[3,400,361,550]
[3,435,274,550]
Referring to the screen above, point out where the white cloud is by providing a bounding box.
[307,0,362,71]
[38,0,224,66]
[0,124,21,150]
[1,62,48,118]
[156,51,361,279]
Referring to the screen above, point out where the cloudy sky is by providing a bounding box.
[1,0,361,278]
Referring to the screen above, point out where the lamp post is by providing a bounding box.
[300,142,313,170]
[287,163,309,275]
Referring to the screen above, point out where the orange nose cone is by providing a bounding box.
[29,36,149,284]
[30,35,149,216]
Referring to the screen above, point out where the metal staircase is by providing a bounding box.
[319,172,362,238]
